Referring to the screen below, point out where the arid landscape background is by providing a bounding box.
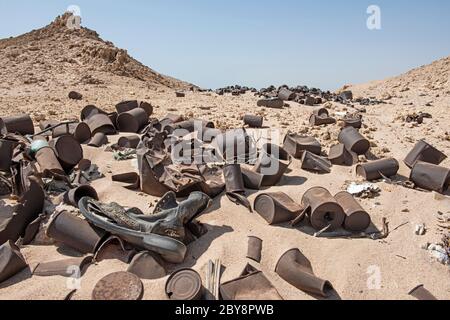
[0,14,449,300]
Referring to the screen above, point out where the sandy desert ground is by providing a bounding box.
[0,14,449,300]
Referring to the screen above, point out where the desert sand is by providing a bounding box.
[0,14,449,300]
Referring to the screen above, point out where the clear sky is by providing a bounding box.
[1,0,449,90]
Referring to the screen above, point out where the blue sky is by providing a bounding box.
[1,0,449,90]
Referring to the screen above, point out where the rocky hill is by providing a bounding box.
[0,13,192,90]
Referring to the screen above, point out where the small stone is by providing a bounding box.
[68,91,83,100]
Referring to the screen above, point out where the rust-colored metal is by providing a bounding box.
[0,139,17,171]
[116,108,149,133]
[0,241,28,283]
[404,140,447,169]
[254,192,303,225]
[343,116,362,129]
[51,135,84,172]
[257,97,284,109]
[84,113,116,135]
[220,264,283,300]
[46,210,106,254]
[94,236,136,263]
[88,132,108,147]
[275,248,333,297]
[0,177,44,246]
[213,129,255,162]
[127,251,167,280]
[39,120,59,131]
[223,164,245,194]
[410,161,450,194]
[35,147,65,178]
[115,100,153,117]
[223,164,251,211]
[138,151,170,197]
[278,88,296,101]
[247,236,263,263]
[301,151,332,174]
[243,115,263,128]
[334,191,371,232]
[165,269,203,300]
[115,100,139,114]
[52,122,92,144]
[283,133,322,158]
[356,158,399,181]
[408,285,438,300]
[33,256,93,277]
[22,215,44,245]
[338,127,370,155]
[64,185,99,208]
[328,144,358,166]
[241,167,264,190]
[301,187,345,231]
[112,172,140,190]
[0,115,34,135]
[254,144,291,187]
[170,119,215,133]
[309,114,336,127]
[80,105,107,121]
[118,135,141,149]
[313,108,329,118]
[92,272,143,300]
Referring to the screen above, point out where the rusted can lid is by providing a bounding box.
[165,269,203,300]
[92,271,143,300]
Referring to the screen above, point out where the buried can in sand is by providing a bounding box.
[220,264,283,300]
[127,251,167,280]
[328,143,358,166]
[33,256,93,277]
[92,271,144,301]
[0,241,28,283]
[301,151,332,174]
